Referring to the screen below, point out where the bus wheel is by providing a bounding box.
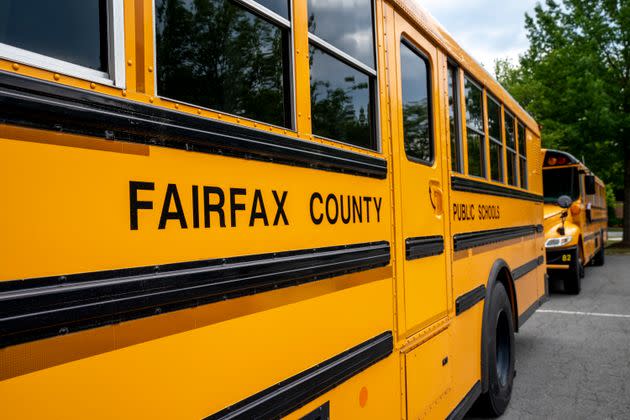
[477,283,515,417]
[593,235,605,266]
[564,258,582,294]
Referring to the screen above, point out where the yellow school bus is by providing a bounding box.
[542,149,607,294]
[0,0,546,418]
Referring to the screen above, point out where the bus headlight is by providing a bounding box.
[545,236,573,248]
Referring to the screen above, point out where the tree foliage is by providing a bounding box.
[495,0,630,197]
[495,0,630,238]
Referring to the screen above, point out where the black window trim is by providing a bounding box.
[447,58,463,173]
[486,93,504,183]
[0,0,126,88]
[503,108,518,187]
[152,0,297,131]
[306,0,381,153]
[463,73,487,179]
[517,121,528,189]
[400,35,435,166]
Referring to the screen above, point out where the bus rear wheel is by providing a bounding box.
[563,257,582,294]
[477,282,515,417]
[592,234,605,266]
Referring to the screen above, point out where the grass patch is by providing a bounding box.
[606,241,630,255]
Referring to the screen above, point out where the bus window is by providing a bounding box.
[448,63,463,172]
[400,40,432,163]
[487,95,503,182]
[504,110,517,186]
[464,76,486,178]
[518,122,528,188]
[0,0,124,86]
[308,0,377,150]
[543,167,580,203]
[155,0,292,129]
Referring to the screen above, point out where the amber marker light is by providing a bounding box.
[570,202,581,216]
[359,386,368,408]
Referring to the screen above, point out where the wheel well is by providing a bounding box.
[496,266,518,333]
[480,259,519,393]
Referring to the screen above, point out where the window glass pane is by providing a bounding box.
[487,96,501,142]
[400,42,432,163]
[448,64,461,172]
[467,132,484,177]
[464,77,484,133]
[0,0,108,72]
[518,122,526,156]
[465,77,485,177]
[310,45,374,149]
[307,0,375,68]
[155,0,291,128]
[520,156,528,188]
[505,111,516,150]
[258,0,289,19]
[507,150,517,186]
[490,140,503,182]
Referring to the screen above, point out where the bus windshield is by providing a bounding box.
[543,167,580,203]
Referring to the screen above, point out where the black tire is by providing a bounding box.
[593,235,605,266]
[563,257,582,294]
[476,283,515,417]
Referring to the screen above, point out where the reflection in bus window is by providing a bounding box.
[307,0,377,150]
[155,0,292,128]
[505,111,517,186]
[0,0,108,72]
[448,63,462,172]
[307,0,375,67]
[464,76,485,177]
[400,41,432,163]
[487,95,503,182]
[310,47,374,149]
[518,122,528,188]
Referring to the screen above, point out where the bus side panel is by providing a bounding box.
[0,129,398,418]
[0,272,398,418]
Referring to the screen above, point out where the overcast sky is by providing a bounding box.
[418,0,539,70]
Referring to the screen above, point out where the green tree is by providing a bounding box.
[495,0,630,244]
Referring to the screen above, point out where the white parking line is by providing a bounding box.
[538,309,630,319]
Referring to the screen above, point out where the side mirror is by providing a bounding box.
[585,175,596,195]
[557,195,572,209]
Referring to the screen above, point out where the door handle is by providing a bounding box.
[429,181,443,215]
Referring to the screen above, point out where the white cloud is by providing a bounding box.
[415,0,538,69]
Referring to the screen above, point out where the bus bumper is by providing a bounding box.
[546,246,579,272]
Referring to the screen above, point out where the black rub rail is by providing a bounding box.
[405,235,444,260]
[0,241,390,348]
[453,225,543,252]
[205,331,393,419]
[0,71,387,179]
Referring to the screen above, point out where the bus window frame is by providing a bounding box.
[463,73,487,180]
[152,0,297,132]
[486,93,504,183]
[306,0,381,153]
[503,108,518,187]
[447,58,463,173]
[517,121,528,189]
[0,0,126,88]
[399,36,435,166]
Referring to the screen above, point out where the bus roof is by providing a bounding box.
[391,0,541,136]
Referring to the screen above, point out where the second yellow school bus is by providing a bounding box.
[0,0,546,418]
[542,149,608,294]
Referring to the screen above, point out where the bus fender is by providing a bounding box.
[480,258,518,393]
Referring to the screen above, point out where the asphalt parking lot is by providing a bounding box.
[467,253,630,419]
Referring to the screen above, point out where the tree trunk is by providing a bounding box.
[623,142,630,246]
